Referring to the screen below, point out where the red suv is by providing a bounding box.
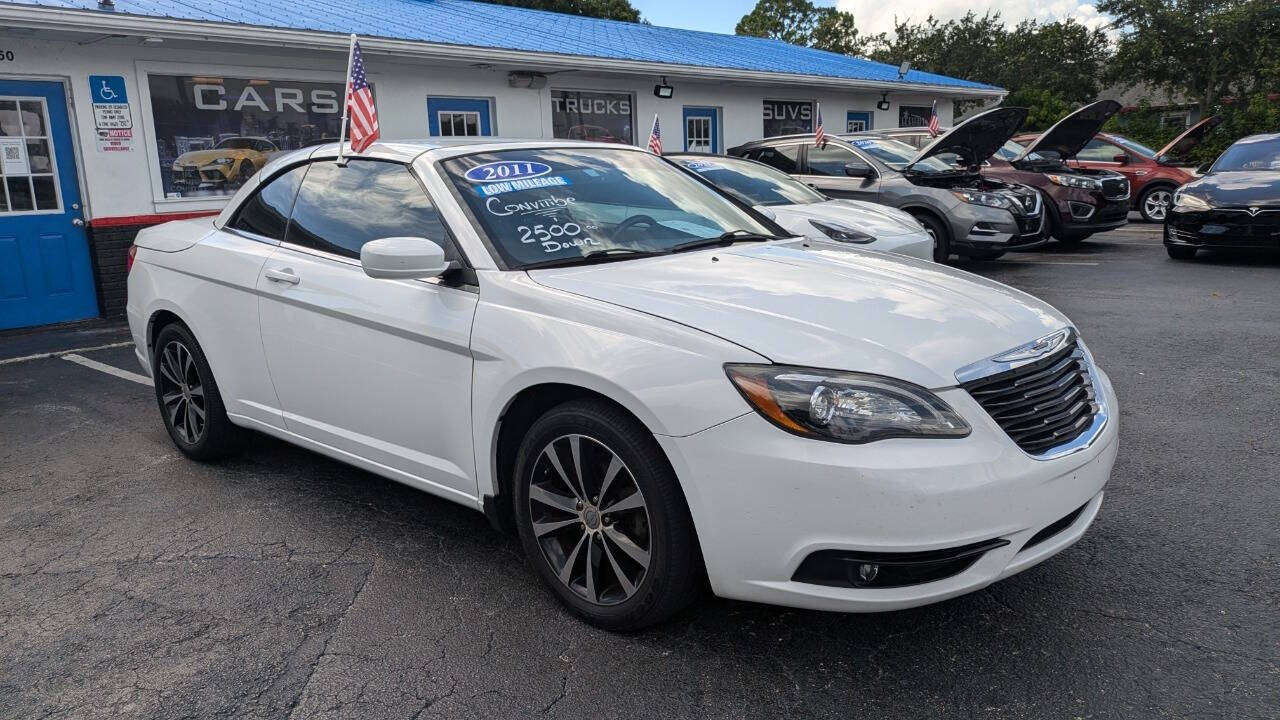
[1016,116,1220,222]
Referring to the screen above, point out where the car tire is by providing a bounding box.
[152,323,247,461]
[1139,186,1174,223]
[910,211,950,262]
[236,161,256,185]
[1166,245,1197,260]
[512,398,701,631]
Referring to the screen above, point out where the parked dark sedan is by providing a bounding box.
[1165,133,1280,259]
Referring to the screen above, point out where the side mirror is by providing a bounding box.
[1195,162,1212,175]
[844,163,874,179]
[360,237,449,279]
[1111,153,1129,165]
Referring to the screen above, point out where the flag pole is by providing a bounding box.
[336,33,356,165]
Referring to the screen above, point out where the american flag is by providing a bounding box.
[647,114,662,154]
[927,100,940,137]
[814,103,825,146]
[346,40,379,153]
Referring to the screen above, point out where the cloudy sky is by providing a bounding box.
[635,0,1110,38]
[835,0,1110,36]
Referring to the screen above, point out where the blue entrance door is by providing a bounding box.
[846,111,872,132]
[427,97,493,137]
[682,107,719,153]
[0,80,95,330]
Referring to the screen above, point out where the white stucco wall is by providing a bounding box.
[1,35,956,222]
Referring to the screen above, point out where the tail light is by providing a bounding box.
[127,244,137,274]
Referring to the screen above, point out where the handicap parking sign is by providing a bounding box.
[89,75,128,105]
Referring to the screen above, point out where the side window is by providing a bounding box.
[229,164,308,240]
[807,144,867,176]
[1076,139,1123,162]
[748,145,800,174]
[285,160,458,262]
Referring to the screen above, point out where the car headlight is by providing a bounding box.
[208,157,236,166]
[1173,189,1211,211]
[725,365,971,444]
[1045,173,1102,191]
[950,189,1013,209]
[808,219,875,244]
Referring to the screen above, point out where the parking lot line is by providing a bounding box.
[998,260,1100,266]
[0,340,136,366]
[61,353,151,385]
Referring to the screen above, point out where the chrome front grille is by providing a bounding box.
[958,332,1101,457]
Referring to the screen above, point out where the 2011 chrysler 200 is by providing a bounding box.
[127,139,1119,630]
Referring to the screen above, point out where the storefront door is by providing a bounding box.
[0,79,96,330]
[683,107,718,153]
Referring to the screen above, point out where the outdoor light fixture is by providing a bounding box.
[876,92,891,111]
[654,76,674,99]
[897,61,911,80]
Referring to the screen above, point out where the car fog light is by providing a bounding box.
[859,563,879,583]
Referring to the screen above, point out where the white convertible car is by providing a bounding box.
[127,139,1119,630]
[667,152,934,260]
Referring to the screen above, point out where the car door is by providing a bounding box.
[1070,138,1137,183]
[256,157,480,499]
[799,142,880,201]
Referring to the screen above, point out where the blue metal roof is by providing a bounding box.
[6,0,999,91]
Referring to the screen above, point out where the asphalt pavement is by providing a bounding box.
[1,222,1277,719]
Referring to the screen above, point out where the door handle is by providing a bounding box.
[264,268,300,285]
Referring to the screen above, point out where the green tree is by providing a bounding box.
[735,0,868,55]
[1098,0,1280,109]
[479,0,641,22]
[1003,88,1074,131]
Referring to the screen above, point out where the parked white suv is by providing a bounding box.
[127,139,1119,630]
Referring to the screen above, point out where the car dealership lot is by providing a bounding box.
[2,224,1277,719]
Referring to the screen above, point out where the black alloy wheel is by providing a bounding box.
[513,399,701,631]
[152,323,246,460]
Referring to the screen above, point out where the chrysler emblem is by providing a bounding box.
[992,329,1071,363]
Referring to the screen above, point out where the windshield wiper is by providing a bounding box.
[668,230,776,254]
[519,247,664,270]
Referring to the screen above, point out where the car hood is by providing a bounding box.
[763,199,922,237]
[1158,115,1222,160]
[528,241,1070,388]
[1019,100,1121,161]
[1181,171,1280,207]
[910,106,1028,170]
[175,149,246,164]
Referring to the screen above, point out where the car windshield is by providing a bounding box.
[215,138,258,150]
[672,155,826,206]
[845,136,955,174]
[1109,135,1158,159]
[995,140,1045,162]
[442,148,779,268]
[1210,135,1280,172]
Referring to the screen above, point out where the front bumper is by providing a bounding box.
[1166,208,1280,249]
[658,371,1119,613]
[951,203,1047,253]
[1058,195,1130,233]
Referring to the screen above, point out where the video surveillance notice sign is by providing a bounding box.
[88,75,135,152]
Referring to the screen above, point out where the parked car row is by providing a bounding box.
[128,136,1120,630]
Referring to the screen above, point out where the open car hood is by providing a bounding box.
[907,106,1028,171]
[1019,100,1121,161]
[1157,115,1223,161]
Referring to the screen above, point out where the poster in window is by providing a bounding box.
[550,90,634,145]
[763,100,813,137]
[899,105,932,128]
[147,74,353,198]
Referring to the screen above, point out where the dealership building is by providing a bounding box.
[0,0,1001,330]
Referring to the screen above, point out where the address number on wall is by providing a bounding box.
[0,50,16,62]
